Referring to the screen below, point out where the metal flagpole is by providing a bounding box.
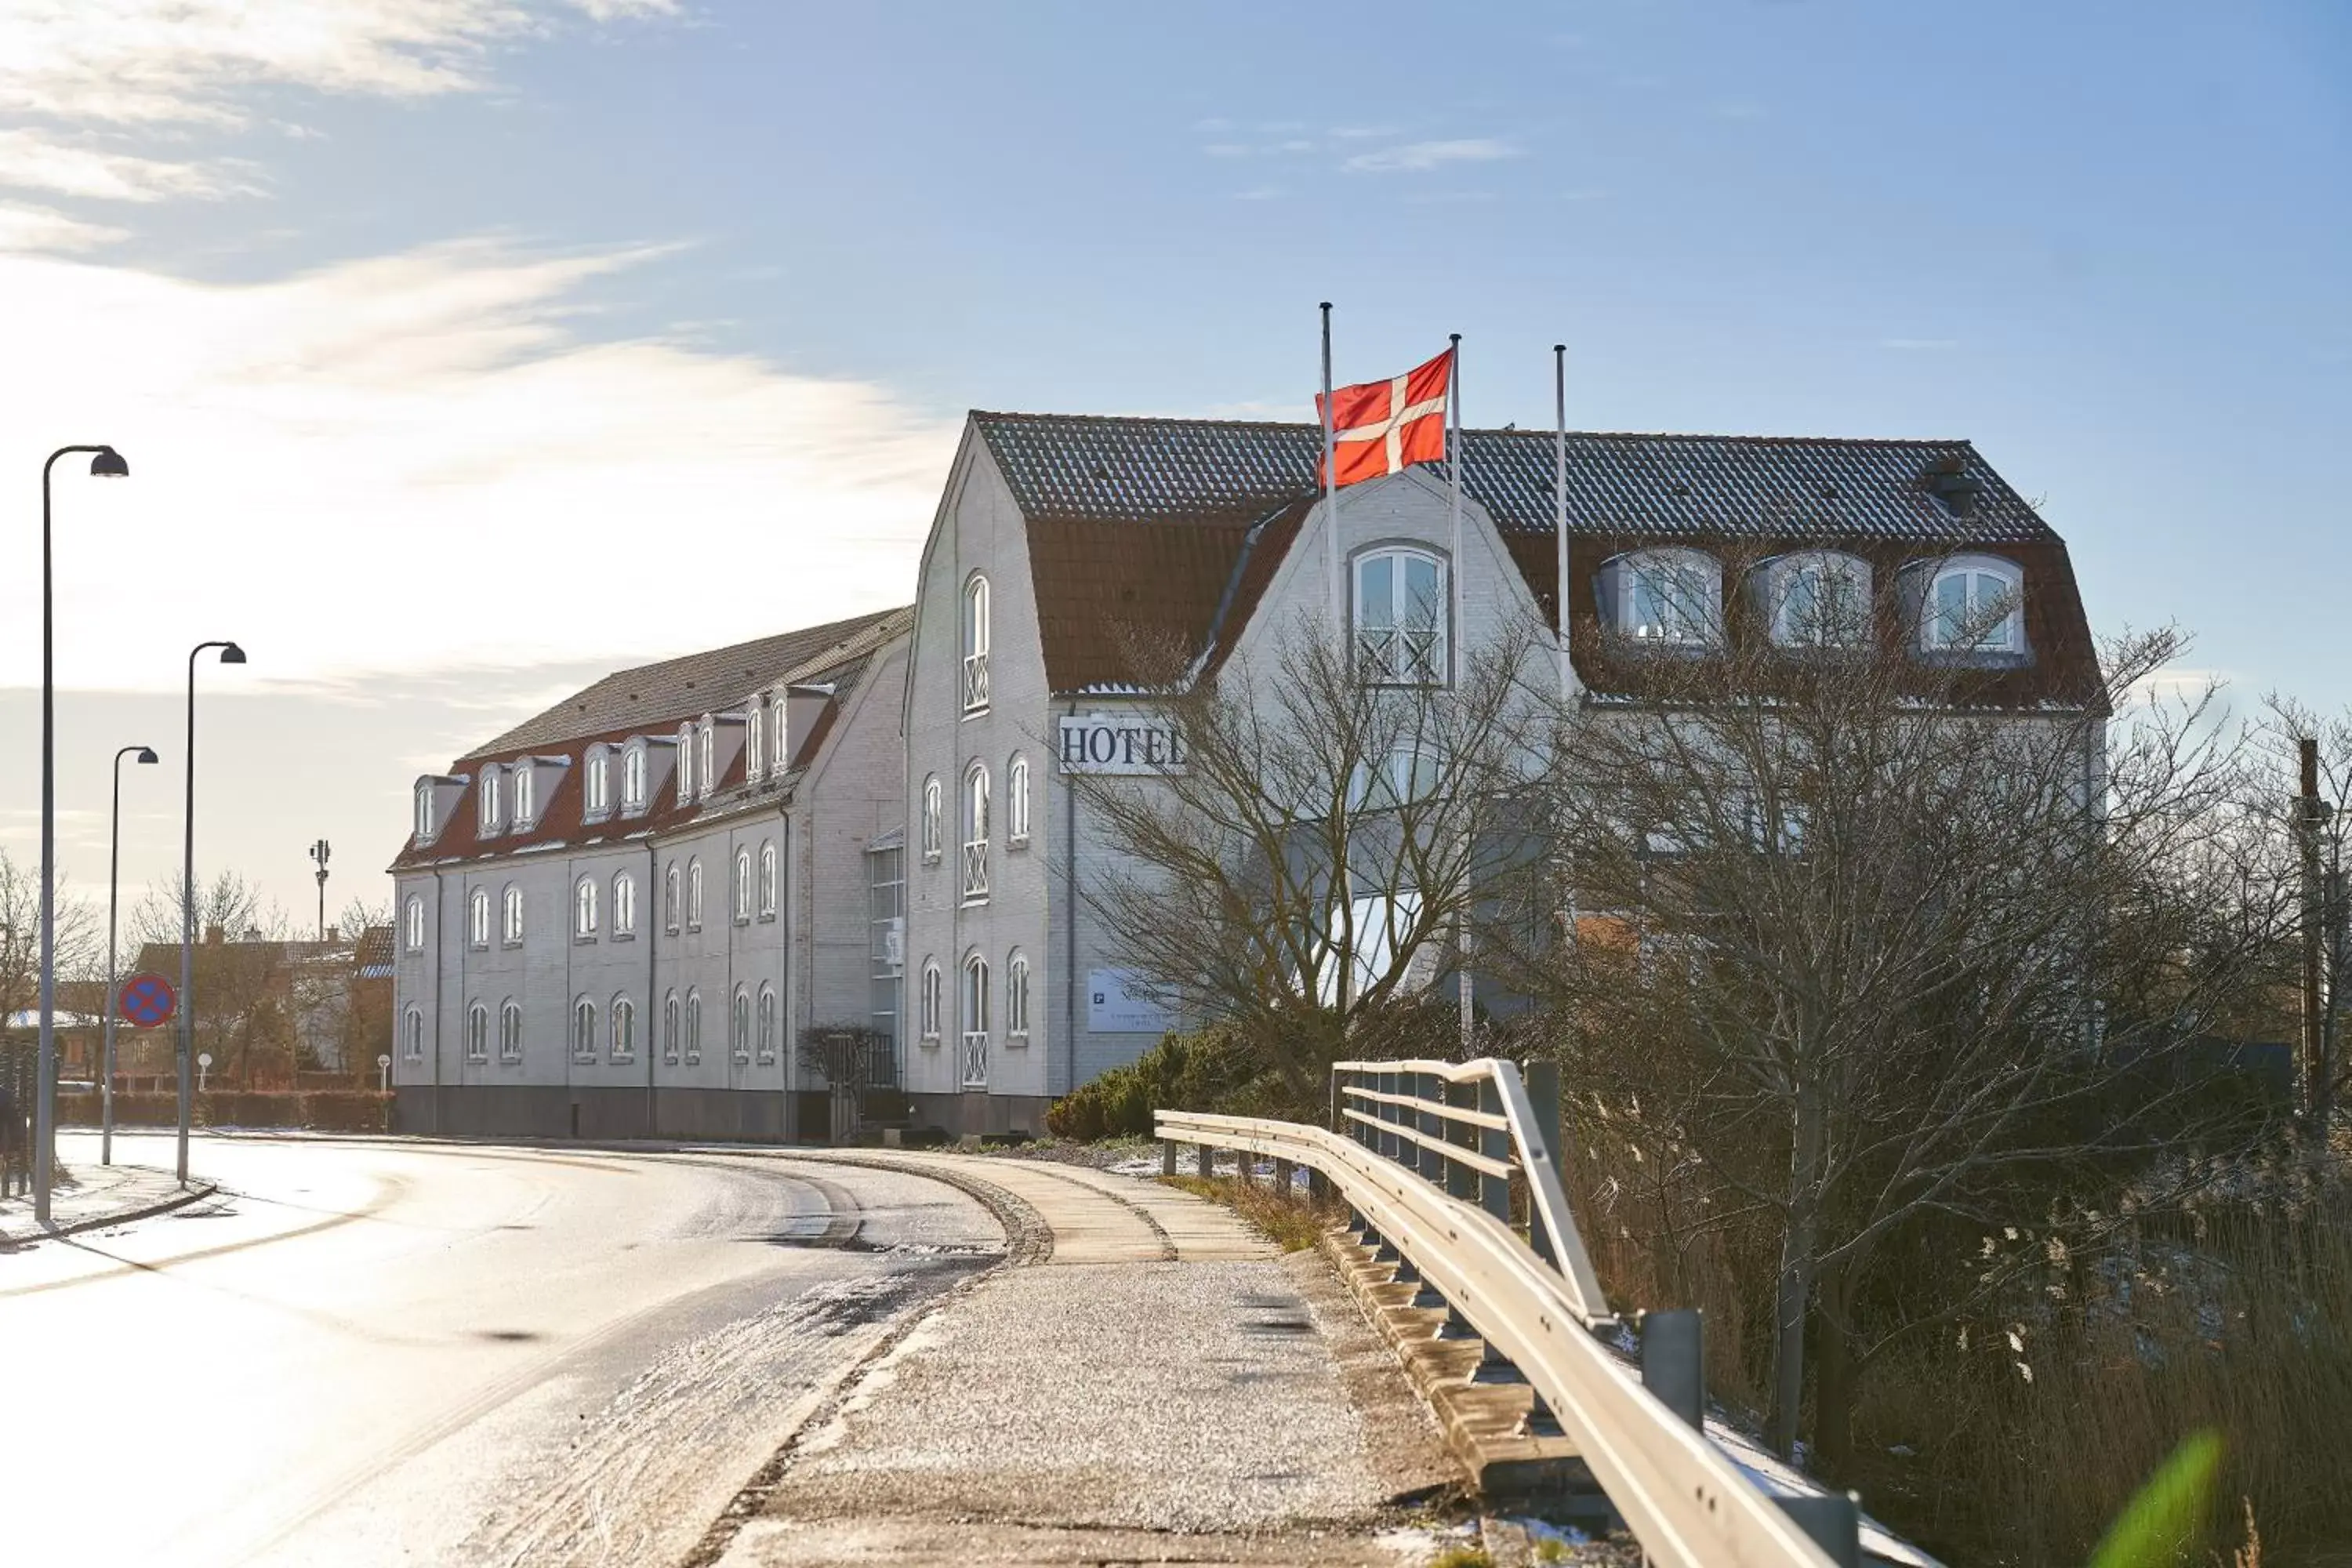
[1448,334,1472,1052]
[1555,343,1570,697]
[1320,303,1341,650]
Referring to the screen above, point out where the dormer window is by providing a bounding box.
[585,746,610,817]
[477,768,501,835]
[1605,549,1722,646]
[622,745,646,811]
[1353,547,1447,684]
[677,724,695,802]
[1921,555,2025,655]
[699,721,717,794]
[747,705,764,782]
[1762,552,1871,648]
[513,765,535,827]
[413,782,434,841]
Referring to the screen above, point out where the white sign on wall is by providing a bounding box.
[1087,969,1173,1034]
[1058,716,1185,775]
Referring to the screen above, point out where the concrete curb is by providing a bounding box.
[4,1177,219,1247]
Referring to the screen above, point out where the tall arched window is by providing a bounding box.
[611,993,636,1062]
[465,1001,488,1062]
[499,999,522,1061]
[699,723,716,793]
[478,768,500,833]
[413,782,434,841]
[759,840,778,917]
[1353,546,1448,684]
[920,960,942,1042]
[684,989,703,1064]
[960,953,990,1087]
[757,983,778,1064]
[1007,951,1030,1042]
[746,705,764,781]
[622,745,646,809]
[467,887,490,948]
[403,1005,424,1059]
[502,884,524,945]
[688,859,704,928]
[677,724,695,801]
[963,574,991,714]
[734,846,753,923]
[572,996,597,1062]
[1007,755,1031,846]
[574,875,598,938]
[612,871,637,935]
[663,862,680,931]
[663,991,681,1064]
[921,775,942,862]
[961,763,990,904]
[1922,555,2025,653]
[1765,551,1871,648]
[731,986,752,1062]
[403,895,425,953]
[514,765,535,826]
[585,746,609,815]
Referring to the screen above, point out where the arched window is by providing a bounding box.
[572,996,597,1062]
[663,862,680,931]
[477,768,500,833]
[757,983,778,1064]
[514,764,535,826]
[662,991,681,1065]
[759,840,778,917]
[499,999,522,1062]
[611,993,636,1062]
[699,723,716,793]
[920,960,942,1042]
[465,1001,488,1062]
[960,952,990,1087]
[747,705,764,781]
[502,884,524,944]
[1922,555,2025,654]
[688,859,704,927]
[1007,951,1030,1042]
[921,775,942,862]
[1764,552,1871,648]
[1353,546,1448,684]
[734,846,753,923]
[684,989,703,1064]
[467,887,490,948]
[731,986,752,1062]
[677,724,695,801]
[622,746,646,809]
[963,574,991,714]
[402,1005,424,1059]
[574,876,598,938]
[612,871,636,935]
[403,895,425,953]
[1007,755,1031,846]
[413,782,434,841]
[961,762,990,903]
[1606,548,1722,647]
[585,746,609,815]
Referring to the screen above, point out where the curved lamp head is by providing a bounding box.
[89,447,129,479]
[218,642,248,665]
[135,746,159,765]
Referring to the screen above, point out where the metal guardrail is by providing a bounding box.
[1158,1056,1857,1568]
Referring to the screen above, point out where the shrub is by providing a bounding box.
[1045,1029,1255,1140]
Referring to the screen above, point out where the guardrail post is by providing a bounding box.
[1378,1067,1399,1163]
[1272,1157,1295,1200]
[1444,1078,1479,1202]
[1773,1494,1862,1568]
[1523,1058,1564,1267]
[1639,1308,1706,1432]
[1196,1142,1214,1179]
[1161,1139,1177,1178]
[1475,1077,1510,1224]
[1329,1067,1344,1134]
[1416,1071,1446,1187]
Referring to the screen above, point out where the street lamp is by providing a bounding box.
[34,445,128,1228]
[176,639,245,1186]
[101,743,159,1167]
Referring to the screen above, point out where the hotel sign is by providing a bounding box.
[1058,715,1185,775]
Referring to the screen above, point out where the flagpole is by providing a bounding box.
[1447,333,1472,1052]
[1320,302,1341,652]
[1555,342,1570,697]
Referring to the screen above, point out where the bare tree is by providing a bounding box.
[1498,576,2285,1465]
[1068,619,1544,1109]
[129,871,297,1090]
[0,848,102,1029]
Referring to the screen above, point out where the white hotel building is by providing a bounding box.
[398,412,2094,1139]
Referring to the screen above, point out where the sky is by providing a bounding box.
[0,0,2346,927]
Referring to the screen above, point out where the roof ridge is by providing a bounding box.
[975,411,1976,448]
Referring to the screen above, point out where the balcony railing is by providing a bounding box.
[960,1030,989,1088]
[961,839,989,903]
[962,652,990,713]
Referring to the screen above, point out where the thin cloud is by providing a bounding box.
[0,200,127,250]
[1343,138,1519,174]
[0,129,256,202]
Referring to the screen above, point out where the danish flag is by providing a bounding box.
[1316,346,1453,488]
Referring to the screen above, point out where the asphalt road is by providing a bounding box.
[2,1131,1002,1568]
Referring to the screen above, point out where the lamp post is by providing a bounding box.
[34,444,129,1227]
[310,839,331,942]
[176,639,245,1186]
[101,743,160,1166]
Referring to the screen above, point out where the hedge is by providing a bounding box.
[56,1090,393,1134]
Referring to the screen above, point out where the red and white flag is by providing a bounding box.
[1316,346,1452,488]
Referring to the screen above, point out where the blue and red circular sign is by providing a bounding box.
[118,972,177,1028]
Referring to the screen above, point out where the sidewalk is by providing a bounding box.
[707,1152,1459,1567]
[0,1158,212,1247]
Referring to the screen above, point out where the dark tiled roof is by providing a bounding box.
[974,415,2056,545]
[465,607,909,760]
[354,926,395,973]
